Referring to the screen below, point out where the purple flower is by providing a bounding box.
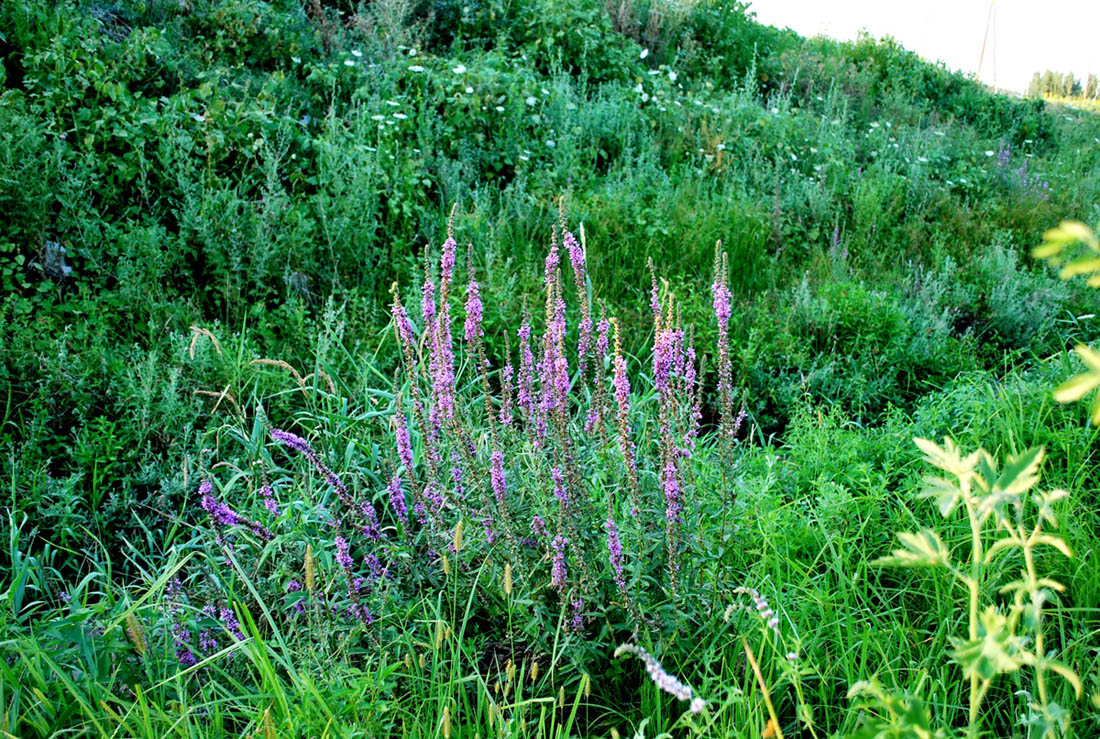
[422,275,436,326]
[663,458,681,526]
[531,515,548,539]
[440,237,457,291]
[652,327,680,397]
[394,299,417,353]
[286,580,306,615]
[613,353,631,415]
[483,513,497,545]
[424,482,445,512]
[551,467,569,510]
[358,502,382,541]
[517,321,536,424]
[464,279,483,342]
[596,316,610,361]
[270,429,352,507]
[499,363,514,427]
[450,455,466,500]
[489,450,507,508]
[201,490,239,527]
[577,315,592,368]
[570,598,585,631]
[564,229,585,289]
[712,280,732,331]
[259,485,279,516]
[551,535,568,591]
[544,239,559,289]
[220,606,245,642]
[388,474,408,523]
[605,516,627,595]
[335,536,355,571]
[394,401,414,474]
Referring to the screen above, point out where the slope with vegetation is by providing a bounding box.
[2,0,1100,736]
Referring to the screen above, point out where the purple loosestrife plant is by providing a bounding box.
[388,474,408,524]
[270,429,352,507]
[499,362,515,428]
[550,535,568,592]
[421,270,436,328]
[517,319,537,427]
[605,515,628,596]
[464,279,483,343]
[259,484,280,516]
[271,428,385,539]
[712,245,737,447]
[200,480,271,543]
[489,450,507,508]
[611,319,642,514]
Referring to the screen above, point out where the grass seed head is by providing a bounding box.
[304,544,315,592]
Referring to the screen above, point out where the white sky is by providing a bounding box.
[749,0,1100,94]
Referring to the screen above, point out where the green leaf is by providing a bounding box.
[994,447,1044,497]
[873,529,950,569]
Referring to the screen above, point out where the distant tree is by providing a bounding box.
[1066,73,1081,97]
[1028,71,1042,97]
[1040,70,1055,96]
[1087,73,1098,100]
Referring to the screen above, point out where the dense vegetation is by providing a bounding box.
[3,0,1100,736]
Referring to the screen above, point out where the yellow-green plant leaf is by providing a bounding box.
[1036,577,1066,593]
[913,437,978,480]
[1032,488,1068,528]
[949,607,1025,681]
[919,475,963,517]
[1075,344,1100,372]
[1052,371,1100,403]
[1046,659,1083,698]
[1031,534,1073,558]
[873,529,950,569]
[1041,221,1099,251]
[1060,257,1100,280]
[984,537,1020,563]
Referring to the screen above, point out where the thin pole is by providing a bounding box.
[977,0,995,85]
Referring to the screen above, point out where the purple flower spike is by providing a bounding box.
[490,450,507,508]
[335,536,355,570]
[551,535,568,591]
[464,279,483,342]
[564,230,585,289]
[388,474,408,523]
[422,275,436,326]
[605,516,627,595]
